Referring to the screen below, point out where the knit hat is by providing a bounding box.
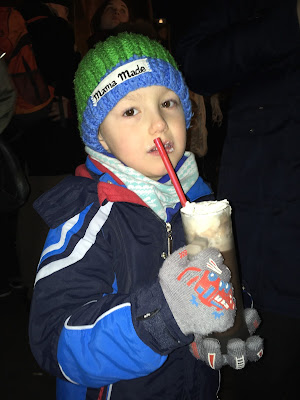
[74,32,192,153]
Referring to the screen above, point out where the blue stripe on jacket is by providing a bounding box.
[38,203,93,267]
[57,303,167,388]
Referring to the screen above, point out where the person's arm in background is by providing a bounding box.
[0,58,16,134]
[174,0,300,96]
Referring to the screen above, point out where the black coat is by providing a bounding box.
[176,0,300,317]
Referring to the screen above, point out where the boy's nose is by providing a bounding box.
[149,113,168,135]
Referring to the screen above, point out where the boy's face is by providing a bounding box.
[98,86,187,181]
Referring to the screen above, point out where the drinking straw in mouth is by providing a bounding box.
[154,137,187,207]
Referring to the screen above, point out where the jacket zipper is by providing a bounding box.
[148,209,174,260]
[166,222,173,257]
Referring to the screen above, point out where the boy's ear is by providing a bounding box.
[98,128,110,151]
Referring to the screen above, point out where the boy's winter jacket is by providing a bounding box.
[29,157,219,400]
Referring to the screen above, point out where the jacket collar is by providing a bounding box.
[76,157,148,207]
[76,156,213,210]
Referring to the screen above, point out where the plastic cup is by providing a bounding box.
[180,200,249,351]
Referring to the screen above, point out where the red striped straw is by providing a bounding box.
[154,138,187,207]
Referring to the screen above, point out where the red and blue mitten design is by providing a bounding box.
[159,246,236,336]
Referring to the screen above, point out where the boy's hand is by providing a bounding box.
[158,246,236,336]
[190,308,264,370]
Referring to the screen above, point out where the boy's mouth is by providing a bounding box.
[148,141,174,154]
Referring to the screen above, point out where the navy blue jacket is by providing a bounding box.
[29,157,219,400]
[176,0,300,318]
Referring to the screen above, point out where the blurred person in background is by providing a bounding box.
[18,0,83,175]
[175,1,300,399]
[87,0,134,48]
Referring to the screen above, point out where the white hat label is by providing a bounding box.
[91,58,151,106]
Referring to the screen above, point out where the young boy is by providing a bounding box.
[29,32,237,400]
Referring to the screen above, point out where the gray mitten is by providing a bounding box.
[158,246,236,336]
[190,308,264,369]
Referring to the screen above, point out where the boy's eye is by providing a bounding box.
[123,108,138,117]
[162,99,176,108]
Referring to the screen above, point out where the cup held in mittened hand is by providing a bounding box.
[180,200,249,352]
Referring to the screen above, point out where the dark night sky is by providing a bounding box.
[151,0,171,18]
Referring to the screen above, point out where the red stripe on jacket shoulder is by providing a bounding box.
[97,182,148,207]
[76,160,149,208]
[75,164,92,178]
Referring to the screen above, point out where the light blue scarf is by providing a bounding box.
[86,147,199,221]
